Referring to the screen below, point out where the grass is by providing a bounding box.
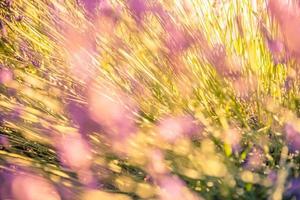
[0,0,300,199]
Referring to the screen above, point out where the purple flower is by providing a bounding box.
[150,4,170,23]
[267,38,286,64]
[244,146,265,171]
[99,3,120,23]
[0,135,9,149]
[0,170,13,199]
[268,170,277,183]
[164,24,192,55]
[80,0,102,15]
[128,0,147,24]
[267,38,284,56]
[67,101,102,135]
[285,178,300,199]
[31,60,40,68]
[284,123,300,152]
[15,15,24,22]
[260,22,286,64]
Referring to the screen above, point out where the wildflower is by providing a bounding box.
[267,39,285,64]
[164,24,192,55]
[158,115,198,143]
[88,83,137,140]
[15,15,24,22]
[268,0,300,58]
[147,149,167,176]
[68,48,95,82]
[80,0,101,15]
[268,170,277,183]
[0,67,13,84]
[284,122,300,152]
[11,173,61,200]
[0,135,9,149]
[57,133,92,171]
[128,0,147,24]
[151,3,170,22]
[99,2,120,23]
[159,176,185,200]
[285,178,300,199]
[207,44,227,76]
[31,60,40,68]
[0,171,11,199]
[95,3,120,37]
[67,102,102,135]
[244,146,265,170]
[81,189,132,200]
[260,22,286,64]
[158,175,201,200]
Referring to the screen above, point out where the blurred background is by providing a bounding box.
[1,0,300,199]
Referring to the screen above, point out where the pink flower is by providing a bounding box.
[147,149,167,176]
[69,48,96,82]
[260,22,286,64]
[158,115,198,142]
[267,38,285,64]
[61,25,97,83]
[0,135,9,148]
[285,123,300,151]
[128,0,147,24]
[11,174,60,200]
[268,0,300,58]
[267,39,284,57]
[158,175,201,200]
[57,134,92,170]
[150,4,170,22]
[165,23,192,55]
[0,67,12,84]
[244,147,265,170]
[80,0,102,15]
[159,176,185,200]
[88,83,137,140]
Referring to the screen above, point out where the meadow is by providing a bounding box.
[0,0,300,199]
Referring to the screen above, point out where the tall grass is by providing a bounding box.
[0,0,300,199]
